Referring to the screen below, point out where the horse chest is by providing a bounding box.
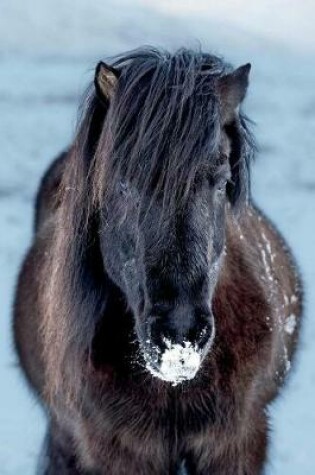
[77,384,220,473]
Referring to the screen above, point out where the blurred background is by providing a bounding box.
[0,1,314,473]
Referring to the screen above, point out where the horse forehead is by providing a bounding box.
[142,207,210,254]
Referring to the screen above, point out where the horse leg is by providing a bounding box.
[38,424,91,475]
[187,417,268,475]
[211,432,267,475]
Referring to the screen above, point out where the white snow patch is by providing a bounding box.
[285,358,291,373]
[262,231,276,263]
[146,339,202,386]
[284,314,297,335]
[160,339,201,385]
[283,345,291,373]
[260,246,274,282]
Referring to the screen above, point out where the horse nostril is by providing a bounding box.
[150,321,214,353]
[146,305,215,351]
[199,323,215,349]
[187,322,214,350]
[193,308,215,348]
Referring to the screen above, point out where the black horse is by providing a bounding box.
[14,48,302,474]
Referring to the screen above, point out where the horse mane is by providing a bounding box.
[40,47,255,404]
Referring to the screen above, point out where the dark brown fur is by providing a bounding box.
[13,48,302,475]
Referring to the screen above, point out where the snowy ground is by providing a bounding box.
[0,1,314,473]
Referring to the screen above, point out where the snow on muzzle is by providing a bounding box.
[141,311,215,385]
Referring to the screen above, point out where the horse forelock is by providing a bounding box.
[91,47,234,214]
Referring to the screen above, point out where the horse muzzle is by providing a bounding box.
[140,305,215,385]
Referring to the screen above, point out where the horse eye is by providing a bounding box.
[206,174,227,191]
[214,177,228,195]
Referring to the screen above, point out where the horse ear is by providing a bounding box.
[94,61,119,102]
[225,118,252,211]
[218,63,251,124]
